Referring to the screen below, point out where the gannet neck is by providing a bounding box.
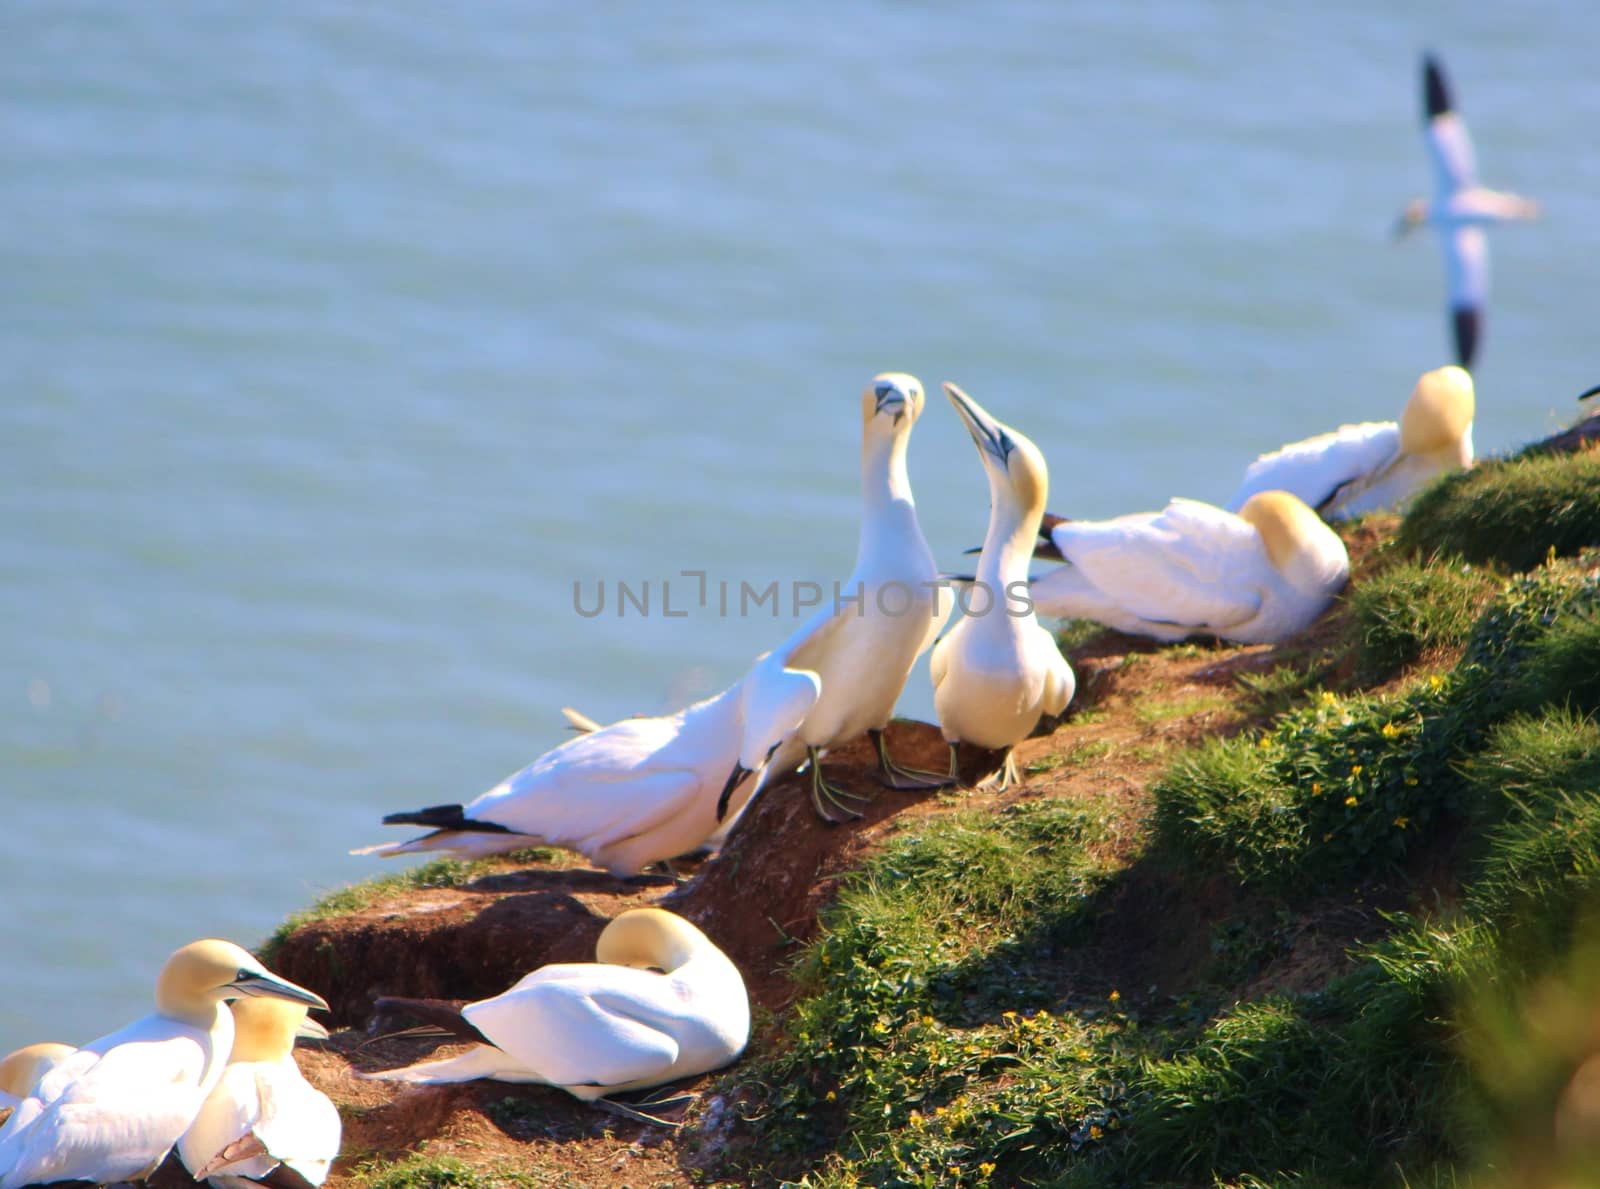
[593,908,707,973]
[975,469,1042,595]
[227,998,306,1064]
[856,422,921,559]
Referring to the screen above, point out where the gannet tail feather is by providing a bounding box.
[375,996,493,1046]
[381,804,514,832]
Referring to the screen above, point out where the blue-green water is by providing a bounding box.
[3,2,1596,1049]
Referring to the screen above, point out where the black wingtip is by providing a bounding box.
[1578,385,1600,403]
[380,803,514,834]
[1452,306,1480,371]
[1423,52,1453,120]
[375,996,494,1046]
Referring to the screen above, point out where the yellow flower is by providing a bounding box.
[909,1110,925,1128]
[1406,776,1419,786]
[1074,1047,1092,1060]
[1108,989,1121,1003]
[1311,782,1323,795]
[1394,815,1410,829]
[1345,795,1359,807]
[1003,1010,1018,1020]
[826,1090,837,1102]
[1320,690,1338,705]
[1429,674,1445,690]
[1381,722,1402,738]
[949,1167,962,1177]
[979,1164,997,1178]
[1090,1124,1105,1140]
[1258,735,1272,749]
[1350,764,1364,776]
[935,1105,949,1118]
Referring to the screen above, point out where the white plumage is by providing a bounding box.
[931,383,1074,789]
[1226,366,1475,519]
[178,999,341,1189]
[0,941,327,1189]
[361,909,748,1103]
[1031,491,1349,644]
[0,1044,76,1115]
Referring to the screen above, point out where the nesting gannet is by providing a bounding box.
[0,1044,75,1114]
[1031,491,1349,644]
[733,373,954,824]
[1225,365,1475,519]
[0,940,327,1189]
[361,909,747,1119]
[358,647,819,876]
[1395,52,1540,370]
[178,999,341,1189]
[930,384,1074,790]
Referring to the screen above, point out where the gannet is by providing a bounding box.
[361,909,747,1120]
[733,373,954,824]
[1031,490,1349,644]
[358,647,820,876]
[1224,365,1475,519]
[0,1044,75,1114]
[930,384,1074,790]
[1395,52,1540,370]
[0,940,327,1189]
[178,999,341,1189]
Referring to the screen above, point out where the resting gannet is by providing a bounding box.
[179,998,340,1189]
[362,909,747,1122]
[1031,491,1349,644]
[0,940,327,1189]
[1395,52,1540,370]
[1225,365,1474,519]
[733,373,954,824]
[931,384,1074,790]
[359,647,819,876]
[0,1044,75,1114]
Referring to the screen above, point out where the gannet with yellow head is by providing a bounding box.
[0,1044,76,1115]
[1393,53,1540,369]
[358,645,819,875]
[931,383,1075,790]
[178,998,341,1189]
[1031,490,1349,644]
[0,940,327,1189]
[1226,365,1475,520]
[735,373,955,824]
[362,909,748,1122]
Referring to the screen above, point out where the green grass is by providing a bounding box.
[1347,556,1499,681]
[1398,451,1600,571]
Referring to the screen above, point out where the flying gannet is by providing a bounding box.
[361,908,747,1123]
[358,647,819,875]
[1395,52,1540,370]
[1225,365,1474,519]
[0,940,327,1189]
[731,373,954,824]
[1031,491,1349,644]
[930,383,1075,790]
[178,998,341,1189]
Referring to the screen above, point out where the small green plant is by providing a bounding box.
[1348,556,1498,681]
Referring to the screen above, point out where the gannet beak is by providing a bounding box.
[1577,384,1600,403]
[227,969,330,1012]
[295,1016,332,1041]
[873,381,908,424]
[715,762,756,823]
[943,383,1015,468]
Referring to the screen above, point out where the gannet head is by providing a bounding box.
[1399,365,1474,453]
[155,939,329,1026]
[0,1042,75,1099]
[227,997,311,1064]
[1237,490,1349,592]
[943,382,1048,518]
[715,651,820,822]
[595,908,710,975]
[1393,199,1427,239]
[862,373,925,434]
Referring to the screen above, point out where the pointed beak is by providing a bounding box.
[1577,384,1600,403]
[943,382,1013,466]
[715,762,757,823]
[294,1016,332,1041]
[228,969,330,1012]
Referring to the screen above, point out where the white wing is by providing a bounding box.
[1443,224,1488,310]
[1426,112,1477,195]
[1048,500,1268,631]
[1226,421,1402,513]
[249,1065,340,1184]
[466,968,685,1089]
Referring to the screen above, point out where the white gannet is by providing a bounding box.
[0,1044,76,1114]
[178,999,341,1189]
[0,940,327,1189]
[361,908,747,1121]
[1031,490,1350,645]
[931,383,1075,790]
[357,647,820,876]
[1395,52,1540,370]
[1224,365,1475,519]
[739,373,955,824]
